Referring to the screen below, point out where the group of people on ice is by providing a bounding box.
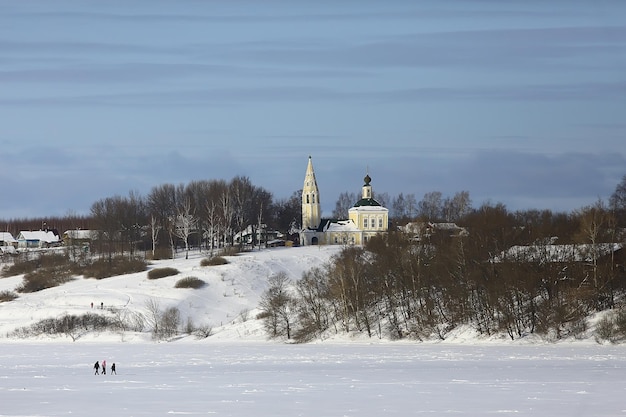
[94,360,116,375]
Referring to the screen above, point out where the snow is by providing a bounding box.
[1,245,625,416]
[1,343,626,416]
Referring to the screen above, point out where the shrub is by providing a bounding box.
[0,290,18,302]
[194,324,213,339]
[147,267,180,280]
[2,252,69,277]
[157,306,181,339]
[17,265,73,293]
[175,276,206,289]
[595,315,618,343]
[201,256,228,266]
[8,313,118,341]
[220,246,241,256]
[148,247,173,260]
[595,309,626,343]
[81,257,148,279]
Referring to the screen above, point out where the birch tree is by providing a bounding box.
[174,197,197,260]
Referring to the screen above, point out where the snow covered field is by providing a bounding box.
[2,246,626,416]
[1,342,625,416]
[0,246,344,339]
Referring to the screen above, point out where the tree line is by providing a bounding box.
[2,176,301,260]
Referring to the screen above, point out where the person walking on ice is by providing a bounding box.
[94,361,100,375]
[102,360,106,375]
[111,363,116,375]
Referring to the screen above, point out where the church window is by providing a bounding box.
[306,195,310,204]
[379,218,383,228]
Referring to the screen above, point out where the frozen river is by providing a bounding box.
[1,342,624,416]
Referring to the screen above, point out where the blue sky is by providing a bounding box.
[1,1,625,219]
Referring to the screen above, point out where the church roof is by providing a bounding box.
[308,218,361,232]
[353,198,382,208]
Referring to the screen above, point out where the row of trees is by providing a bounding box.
[333,190,473,223]
[1,178,475,261]
[259,176,626,342]
[2,176,302,261]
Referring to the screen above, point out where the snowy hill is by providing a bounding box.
[0,245,343,342]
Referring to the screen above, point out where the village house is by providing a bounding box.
[0,232,18,255]
[16,230,60,249]
[492,242,624,266]
[62,229,96,246]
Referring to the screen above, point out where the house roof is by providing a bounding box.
[0,232,17,243]
[63,230,96,240]
[492,243,623,263]
[17,231,60,243]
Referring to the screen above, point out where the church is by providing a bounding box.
[300,156,389,246]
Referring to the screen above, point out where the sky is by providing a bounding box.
[1,1,625,219]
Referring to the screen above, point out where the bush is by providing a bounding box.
[594,309,626,343]
[2,252,69,277]
[201,256,229,266]
[0,290,18,302]
[17,266,73,293]
[147,267,180,279]
[161,306,181,337]
[175,276,206,289]
[8,313,118,341]
[148,247,173,260]
[81,257,148,279]
[194,324,213,339]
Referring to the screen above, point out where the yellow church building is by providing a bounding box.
[300,156,388,246]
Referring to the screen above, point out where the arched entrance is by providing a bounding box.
[311,237,319,245]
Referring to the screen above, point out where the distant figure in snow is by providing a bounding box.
[101,302,104,309]
[111,363,116,375]
[91,302,93,308]
[94,361,100,375]
[102,360,106,375]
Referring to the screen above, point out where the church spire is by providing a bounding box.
[302,156,321,229]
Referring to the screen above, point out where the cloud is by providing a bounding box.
[216,25,626,72]
[1,80,623,108]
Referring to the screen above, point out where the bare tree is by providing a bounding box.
[260,272,295,339]
[576,200,613,308]
[443,191,472,222]
[418,191,444,221]
[145,298,162,339]
[610,174,626,228]
[333,191,357,219]
[174,197,197,260]
[160,306,181,338]
[220,186,234,249]
[271,190,302,238]
[147,184,177,258]
[91,196,124,261]
[150,215,161,258]
[391,193,417,223]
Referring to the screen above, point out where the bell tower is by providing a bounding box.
[302,156,321,230]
